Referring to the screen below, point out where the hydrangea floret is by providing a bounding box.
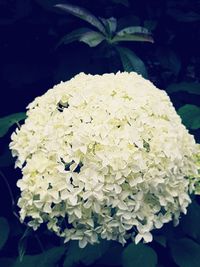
[10,72,200,248]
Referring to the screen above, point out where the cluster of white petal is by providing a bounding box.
[10,72,200,248]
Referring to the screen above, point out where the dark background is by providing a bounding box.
[0,1,200,266]
[1,0,200,116]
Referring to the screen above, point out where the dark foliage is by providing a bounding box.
[0,0,200,266]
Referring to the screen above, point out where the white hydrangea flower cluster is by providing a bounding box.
[10,72,200,248]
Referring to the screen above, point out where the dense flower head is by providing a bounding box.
[10,72,200,248]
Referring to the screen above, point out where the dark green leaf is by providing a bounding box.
[122,243,157,267]
[55,4,106,34]
[0,113,26,138]
[178,104,200,130]
[13,246,65,267]
[79,31,105,47]
[170,238,200,267]
[0,217,10,250]
[64,240,110,267]
[114,26,153,43]
[106,17,117,34]
[113,33,153,43]
[116,46,148,78]
[56,27,92,48]
[100,17,117,35]
[117,26,149,36]
[166,82,200,95]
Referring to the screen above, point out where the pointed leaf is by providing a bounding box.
[117,26,150,36]
[0,217,10,250]
[114,26,153,43]
[178,104,200,130]
[113,33,154,43]
[79,31,105,47]
[56,27,92,48]
[166,82,200,95]
[170,238,200,267]
[100,17,117,35]
[122,243,157,267]
[55,4,106,34]
[117,46,148,78]
[0,113,26,138]
[106,17,117,33]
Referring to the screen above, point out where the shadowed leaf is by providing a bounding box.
[79,31,105,47]
[122,243,157,267]
[113,26,153,43]
[56,27,91,48]
[117,46,148,78]
[0,113,26,138]
[178,104,200,130]
[55,4,106,34]
[166,82,200,95]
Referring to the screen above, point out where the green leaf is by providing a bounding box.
[178,104,200,130]
[113,33,154,43]
[64,240,110,267]
[79,31,105,47]
[55,4,106,34]
[116,46,148,78]
[113,26,154,43]
[117,26,150,36]
[166,82,200,95]
[122,243,157,267]
[0,217,10,250]
[13,246,65,267]
[56,27,92,48]
[0,113,26,138]
[170,238,200,267]
[100,17,117,35]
